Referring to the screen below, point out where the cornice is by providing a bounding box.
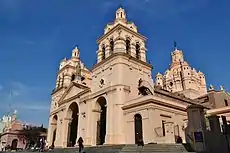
[122,95,188,111]
[51,87,66,95]
[97,24,147,44]
[207,106,230,115]
[50,106,66,117]
[58,89,91,106]
[57,82,90,106]
[57,65,91,76]
[91,52,152,71]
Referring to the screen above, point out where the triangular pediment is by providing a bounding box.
[58,82,90,105]
[63,86,84,101]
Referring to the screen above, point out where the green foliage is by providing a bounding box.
[17,125,47,148]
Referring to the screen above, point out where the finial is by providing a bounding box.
[174,40,177,50]
[209,84,214,91]
[220,85,224,91]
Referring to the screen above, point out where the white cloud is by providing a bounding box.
[0,81,50,113]
[15,103,50,111]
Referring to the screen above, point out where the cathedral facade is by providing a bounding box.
[47,8,211,148]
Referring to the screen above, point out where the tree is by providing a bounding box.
[17,125,47,149]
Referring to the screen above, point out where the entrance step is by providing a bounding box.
[51,144,195,153]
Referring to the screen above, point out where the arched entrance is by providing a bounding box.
[51,115,58,147]
[67,102,79,147]
[134,114,143,144]
[96,97,107,145]
[11,139,18,150]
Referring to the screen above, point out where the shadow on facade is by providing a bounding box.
[185,104,230,153]
[67,102,79,147]
[96,97,107,145]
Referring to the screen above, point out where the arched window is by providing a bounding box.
[121,12,122,18]
[126,38,131,55]
[102,45,105,60]
[58,76,61,87]
[110,39,114,54]
[61,74,64,86]
[136,42,140,59]
[71,74,76,81]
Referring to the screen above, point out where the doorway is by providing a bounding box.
[134,114,143,144]
[96,97,107,145]
[11,139,18,150]
[51,115,58,146]
[67,102,79,147]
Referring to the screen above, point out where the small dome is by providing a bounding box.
[156,72,162,76]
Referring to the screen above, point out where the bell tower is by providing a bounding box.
[155,43,207,99]
[91,7,153,144]
[96,7,148,64]
[92,7,153,98]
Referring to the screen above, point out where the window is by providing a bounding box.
[136,42,140,59]
[121,12,122,18]
[126,38,131,54]
[170,82,173,86]
[71,74,76,81]
[81,76,85,81]
[225,99,228,106]
[62,74,64,86]
[162,120,166,136]
[110,39,114,53]
[58,76,61,87]
[102,45,105,60]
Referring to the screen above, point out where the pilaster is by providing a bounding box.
[130,42,136,58]
[140,47,146,62]
[97,49,102,63]
[112,90,125,144]
[114,37,126,53]
[105,44,111,58]
[61,118,72,147]
[47,117,53,146]
[105,95,114,144]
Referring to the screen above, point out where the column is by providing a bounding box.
[61,118,72,147]
[208,115,221,133]
[147,108,156,143]
[105,102,114,144]
[47,118,53,146]
[112,91,125,144]
[97,49,102,63]
[105,94,115,144]
[130,42,136,58]
[105,44,111,58]
[140,46,146,62]
[114,37,126,53]
[84,102,93,145]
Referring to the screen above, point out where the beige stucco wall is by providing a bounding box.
[46,7,211,148]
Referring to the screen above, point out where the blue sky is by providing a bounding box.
[0,0,230,127]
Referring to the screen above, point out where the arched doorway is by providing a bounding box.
[11,139,18,150]
[96,97,107,145]
[51,115,58,147]
[134,114,143,144]
[67,102,79,147]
